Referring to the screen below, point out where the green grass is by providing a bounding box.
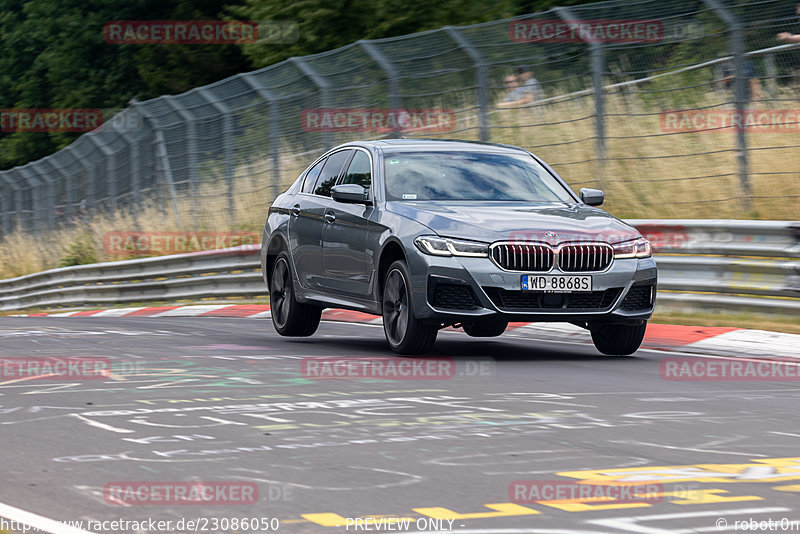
[651,309,800,335]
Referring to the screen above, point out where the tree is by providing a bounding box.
[0,0,251,170]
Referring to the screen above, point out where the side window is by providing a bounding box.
[339,151,372,196]
[313,150,353,197]
[301,158,325,194]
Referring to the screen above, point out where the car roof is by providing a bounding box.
[341,138,530,155]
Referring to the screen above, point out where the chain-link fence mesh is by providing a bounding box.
[2,0,800,239]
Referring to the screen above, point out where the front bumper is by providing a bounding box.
[407,251,657,324]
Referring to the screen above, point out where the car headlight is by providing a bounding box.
[613,237,652,259]
[414,236,489,257]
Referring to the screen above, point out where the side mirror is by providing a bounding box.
[331,183,369,204]
[580,188,604,206]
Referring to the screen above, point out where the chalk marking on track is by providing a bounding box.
[770,431,800,438]
[607,439,768,458]
[70,413,135,434]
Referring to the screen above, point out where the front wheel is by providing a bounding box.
[590,322,647,356]
[382,261,438,354]
[270,253,321,336]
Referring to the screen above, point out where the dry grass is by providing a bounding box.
[1,89,798,280]
[0,157,307,279]
[482,88,800,220]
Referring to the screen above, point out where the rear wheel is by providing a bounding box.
[590,322,647,356]
[463,318,508,337]
[270,253,321,336]
[382,261,437,354]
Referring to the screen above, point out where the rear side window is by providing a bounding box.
[301,159,325,194]
[313,150,353,197]
[339,151,372,196]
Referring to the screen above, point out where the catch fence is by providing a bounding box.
[2,0,800,235]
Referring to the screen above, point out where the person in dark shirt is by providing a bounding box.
[718,59,762,102]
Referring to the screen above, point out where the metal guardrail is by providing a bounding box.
[0,221,797,314]
[632,220,799,314]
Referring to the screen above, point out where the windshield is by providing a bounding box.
[383,151,575,202]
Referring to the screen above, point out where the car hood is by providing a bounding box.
[386,201,640,244]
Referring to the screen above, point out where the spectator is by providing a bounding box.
[777,2,800,43]
[496,73,526,108]
[717,59,762,103]
[516,66,543,103]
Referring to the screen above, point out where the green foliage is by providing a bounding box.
[228,0,518,69]
[0,0,251,170]
[59,229,98,267]
[0,0,610,170]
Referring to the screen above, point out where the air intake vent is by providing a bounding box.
[621,283,655,311]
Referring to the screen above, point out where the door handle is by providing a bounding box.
[291,205,301,217]
[324,212,336,224]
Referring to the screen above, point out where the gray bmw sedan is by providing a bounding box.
[261,139,657,355]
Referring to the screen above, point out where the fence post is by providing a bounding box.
[66,145,95,217]
[555,7,606,186]
[359,40,401,137]
[163,96,199,220]
[37,161,60,229]
[0,174,19,235]
[86,134,116,213]
[445,26,489,142]
[154,130,182,225]
[111,108,143,212]
[47,153,76,225]
[197,88,236,218]
[0,189,9,237]
[13,174,25,232]
[764,52,777,101]
[17,167,42,233]
[703,0,750,206]
[291,57,332,148]
[28,165,56,230]
[112,106,151,215]
[240,73,283,201]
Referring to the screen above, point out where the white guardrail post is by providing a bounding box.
[0,221,797,314]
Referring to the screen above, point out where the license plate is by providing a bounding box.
[521,275,592,292]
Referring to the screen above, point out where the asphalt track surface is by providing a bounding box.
[1,316,799,534]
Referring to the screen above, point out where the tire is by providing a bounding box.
[463,318,508,337]
[590,321,647,356]
[382,261,438,354]
[270,252,321,337]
